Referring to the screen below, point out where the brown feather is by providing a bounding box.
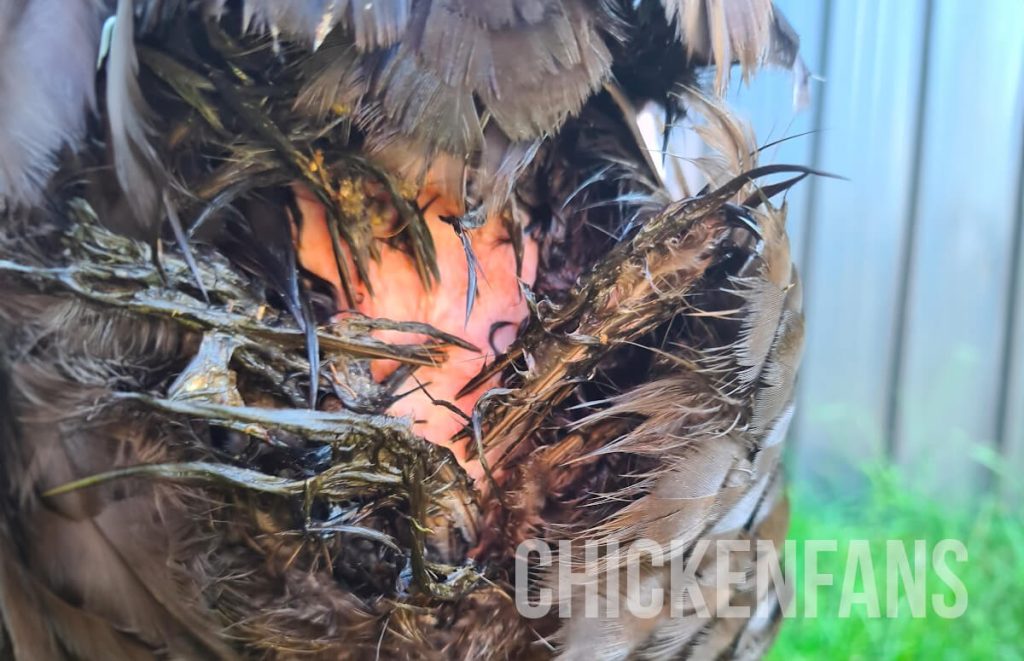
[1,4,808,658]
[107,0,167,233]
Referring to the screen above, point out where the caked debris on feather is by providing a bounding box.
[0,1,815,659]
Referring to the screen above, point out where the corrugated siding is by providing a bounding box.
[727,0,1024,500]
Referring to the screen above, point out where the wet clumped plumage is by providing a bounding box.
[1,1,812,658]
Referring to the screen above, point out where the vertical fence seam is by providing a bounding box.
[789,0,834,455]
[993,69,1024,459]
[882,0,935,462]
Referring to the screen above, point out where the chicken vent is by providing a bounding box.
[0,1,812,658]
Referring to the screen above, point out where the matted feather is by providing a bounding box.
[546,98,803,658]
[0,2,810,659]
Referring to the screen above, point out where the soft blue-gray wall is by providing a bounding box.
[725,0,1024,500]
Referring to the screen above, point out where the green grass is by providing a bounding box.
[767,467,1024,660]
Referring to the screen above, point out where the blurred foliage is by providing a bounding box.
[769,466,1024,660]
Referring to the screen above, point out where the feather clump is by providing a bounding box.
[0,1,812,658]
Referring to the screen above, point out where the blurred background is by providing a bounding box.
[710,0,1022,656]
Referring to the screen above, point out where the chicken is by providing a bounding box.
[0,1,809,658]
